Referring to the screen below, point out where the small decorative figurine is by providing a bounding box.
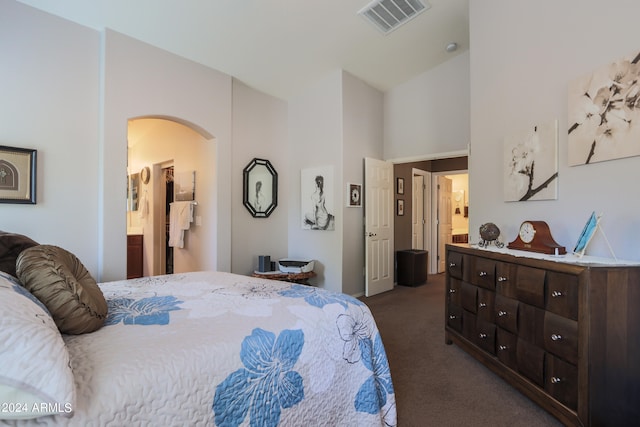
[479,223,505,248]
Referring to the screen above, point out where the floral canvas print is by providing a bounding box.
[568,50,640,166]
[504,120,558,202]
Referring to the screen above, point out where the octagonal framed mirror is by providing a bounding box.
[243,158,277,218]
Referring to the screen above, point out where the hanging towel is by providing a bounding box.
[138,191,149,219]
[168,201,194,248]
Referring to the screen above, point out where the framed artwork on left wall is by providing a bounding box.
[0,145,36,204]
[397,177,404,195]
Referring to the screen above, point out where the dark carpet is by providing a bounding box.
[360,274,563,427]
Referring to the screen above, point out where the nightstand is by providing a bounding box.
[252,271,316,285]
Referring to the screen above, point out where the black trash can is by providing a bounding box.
[397,249,428,286]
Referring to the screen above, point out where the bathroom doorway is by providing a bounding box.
[127,117,214,276]
[430,171,468,273]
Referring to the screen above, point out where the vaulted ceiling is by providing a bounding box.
[17,0,469,100]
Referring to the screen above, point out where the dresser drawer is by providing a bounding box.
[518,303,546,347]
[448,277,462,306]
[517,338,545,387]
[127,234,144,279]
[496,261,518,298]
[546,354,578,410]
[462,310,477,343]
[471,257,496,289]
[544,312,578,365]
[496,328,518,370]
[546,272,579,321]
[447,251,464,279]
[447,304,463,332]
[495,294,519,334]
[476,319,496,355]
[477,288,495,323]
[127,234,143,245]
[461,282,478,313]
[516,265,547,308]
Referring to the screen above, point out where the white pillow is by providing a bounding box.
[0,272,75,420]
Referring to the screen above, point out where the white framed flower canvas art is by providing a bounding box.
[568,50,640,166]
[503,120,558,202]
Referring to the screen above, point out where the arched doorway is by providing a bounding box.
[127,117,215,276]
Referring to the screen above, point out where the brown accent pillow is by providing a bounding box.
[0,231,39,278]
[16,245,108,334]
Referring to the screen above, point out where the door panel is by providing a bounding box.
[412,175,424,249]
[437,176,452,273]
[364,158,394,297]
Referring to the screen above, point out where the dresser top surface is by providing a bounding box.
[448,243,640,268]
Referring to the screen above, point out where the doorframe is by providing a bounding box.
[152,161,174,276]
[430,169,468,274]
[411,168,431,262]
[388,149,468,276]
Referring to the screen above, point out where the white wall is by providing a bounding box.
[286,70,384,295]
[384,51,470,160]
[232,81,289,275]
[288,70,344,292]
[4,0,507,292]
[469,0,640,260]
[2,2,291,282]
[0,0,100,273]
[342,72,384,296]
[101,30,233,281]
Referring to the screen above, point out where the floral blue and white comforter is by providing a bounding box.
[28,271,396,426]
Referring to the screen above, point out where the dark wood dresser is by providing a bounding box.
[445,244,640,427]
[127,234,143,279]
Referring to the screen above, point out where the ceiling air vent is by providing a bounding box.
[358,0,430,34]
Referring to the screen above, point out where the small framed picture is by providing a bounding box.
[0,145,37,204]
[397,177,404,195]
[347,183,362,207]
[397,199,404,216]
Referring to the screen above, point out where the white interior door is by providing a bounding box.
[364,158,394,297]
[437,176,452,273]
[414,169,433,272]
[412,175,424,249]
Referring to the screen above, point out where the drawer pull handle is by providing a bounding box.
[551,290,563,298]
[479,333,487,339]
[479,302,487,308]
[449,262,457,267]
[498,310,507,317]
[479,271,488,277]
[551,334,563,341]
[498,345,507,351]
[449,289,456,294]
[551,377,562,384]
[497,276,508,282]
[449,315,457,320]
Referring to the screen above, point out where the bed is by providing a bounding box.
[0,239,396,426]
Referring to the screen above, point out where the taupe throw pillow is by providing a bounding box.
[0,231,38,278]
[16,245,108,334]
